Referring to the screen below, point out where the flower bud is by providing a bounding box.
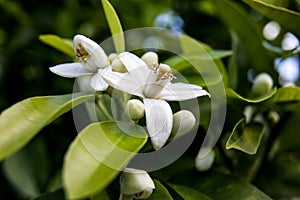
[73,34,108,71]
[251,73,274,97]
[125,99,145,120]
[195,147,215,172]
[141,52,158,67]
[171,110,196,137]
[108,53,118,63]
[243,105,254,124]
[120,168,155,199]
[268,110,280,124]
[112,57,127,73]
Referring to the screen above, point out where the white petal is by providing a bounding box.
[159,82,210,101]
[89,70,108,91]
[49,63,93,78]
[144,99,173,150]
[103,71,144,97]
[73,35,108,70]
[119,52,148,72]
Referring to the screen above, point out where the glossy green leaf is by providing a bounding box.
[243,0,300,36]
[39,34,74,57]
[214,0,272,72]
[0,93,93,161]
[91,190,110,200]
[226,118,265,155]
[226,87,277,103]
[167,183,212,200]
[101,0,125,53]
[266,86,300,103]
[63,121,147,199]
[147,180,173,200]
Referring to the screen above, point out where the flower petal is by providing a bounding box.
[119,52,148,72]
[73,35,108,70]
[159,82,210,101]
[89,70,108,91]
[103,71,144,98]
[144,98,173,150]
[49,63,93,78]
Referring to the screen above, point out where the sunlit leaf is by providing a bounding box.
[101,0,125,53]
[0,93,93,161]
[63,121,147,199]
[243,0,300,36]
[147,180,173,200]
[39,34,74,57]
[226,87,277,103]
[266,86,300,103]
[226,118,265,155]
[167,183,212,200]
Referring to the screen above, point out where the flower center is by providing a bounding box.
[143,63,175,99]
[153,63,175,81]
[76,43,90,63]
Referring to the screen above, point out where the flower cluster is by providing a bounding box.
[50,34,210,150]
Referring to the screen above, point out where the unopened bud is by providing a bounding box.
[195,147,215,171]
[120,168,155,199]
[141,52,158,67]
[268,110,280,124]
[243,105,255,124]
[251,73,274,97]
[112,57,127,73]
[108,53,118,64]
[171,110,196,137]
[125,99,145,120]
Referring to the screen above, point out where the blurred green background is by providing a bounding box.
[1,0,300,199]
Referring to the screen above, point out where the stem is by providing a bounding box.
[96,95,113,120]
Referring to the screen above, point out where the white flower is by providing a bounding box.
[103,52,210,150]
[49,34,110,91]
[119,168,155,200]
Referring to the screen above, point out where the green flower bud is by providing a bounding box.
[125,99,145,120]
[112,57,127,73]
[141,52,158,67]
[171,110,196,137]
[251,73,274,97]
[195,147,215,171]
[120,168,155,199]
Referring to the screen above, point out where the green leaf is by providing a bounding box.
[0,93,93,161]
[101,0,125,53]
[214,0,273,72]
[147,180,173,200]
[63,121,147,199]
[39,34,74,57]
[32,189,65,200]
[2,138,50,199]
[170,170,272,200]
[167,183,212,200]
[196,172,272,200]
[266,86,300,103]
[243,0,300,36]
[226,87,277,103]
[226,118,265,155]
